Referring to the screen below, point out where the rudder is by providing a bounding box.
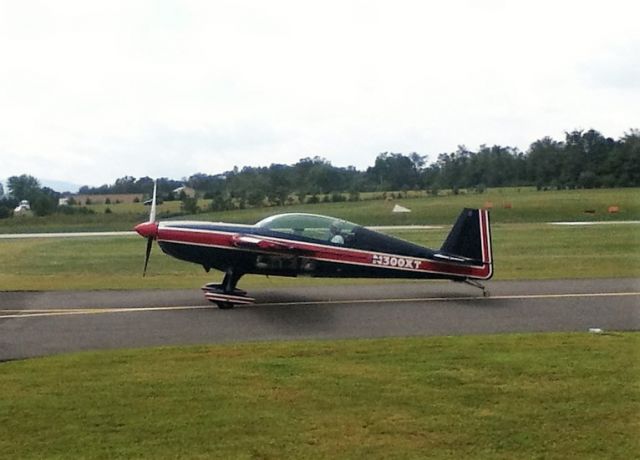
[440,208,492,266]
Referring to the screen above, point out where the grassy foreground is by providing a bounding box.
[0,223,638,291]
[1,333,638,459]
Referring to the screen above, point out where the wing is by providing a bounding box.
[231,234,313,255]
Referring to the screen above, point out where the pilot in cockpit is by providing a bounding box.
[329,222,344,244]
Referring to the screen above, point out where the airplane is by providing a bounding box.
[135,183,493,308]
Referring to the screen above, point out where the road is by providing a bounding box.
[1,278,638,361]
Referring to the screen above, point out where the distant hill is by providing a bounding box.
[39,179,83,193]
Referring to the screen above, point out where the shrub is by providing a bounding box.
[0,204,12,219]
[182,197,200,214]
[57,206,96,215]
[31,194,57,216]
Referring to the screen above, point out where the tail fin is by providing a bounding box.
[441,208,493,268]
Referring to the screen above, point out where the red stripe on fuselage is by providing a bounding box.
[157,225,492,279]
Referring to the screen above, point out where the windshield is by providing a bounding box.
[256,213,357,243]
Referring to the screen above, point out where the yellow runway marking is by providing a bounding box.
[0,305,214,319]
[0,291,638,320]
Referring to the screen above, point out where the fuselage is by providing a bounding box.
[144,213,492,281]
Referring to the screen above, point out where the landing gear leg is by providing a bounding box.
[218,268,243,309]
[201,268,255,309]
[463,279,490,297]
[222,268,242,294]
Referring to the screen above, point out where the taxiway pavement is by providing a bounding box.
[1,278,638,360]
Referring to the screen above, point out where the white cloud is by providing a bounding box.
[0,0,638,185]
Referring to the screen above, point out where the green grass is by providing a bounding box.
[1,188,638,291]
[84,200,184,214]
[0,224,638,291]
[196,187,640,226]
[1,333,638,459]
[1,187,639,233]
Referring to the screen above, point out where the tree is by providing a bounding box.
[605,129,640,186]
[366,153,421,190]
[247,189,266,207]
[526,137,564,188]
[113,176,136,193]
[7,175,40,201]
[563,130,613,188]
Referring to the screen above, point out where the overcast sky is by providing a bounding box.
[1,0,639,188]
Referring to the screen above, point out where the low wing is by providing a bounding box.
[231,234,313,255]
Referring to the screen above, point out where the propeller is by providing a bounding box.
[134,180,159,277]
[143,234,153,277]
[149,179,157,223]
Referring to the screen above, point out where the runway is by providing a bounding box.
[1,278,638,361]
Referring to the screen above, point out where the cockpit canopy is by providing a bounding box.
[255,212,434,258]
[256,213,357,242]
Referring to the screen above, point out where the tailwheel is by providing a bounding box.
[462,279,490,297]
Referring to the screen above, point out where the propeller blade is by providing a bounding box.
[143,236,153,277]
[149,180,157,223]
[139,179,158,277]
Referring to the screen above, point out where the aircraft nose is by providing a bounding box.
[135,221,158,239]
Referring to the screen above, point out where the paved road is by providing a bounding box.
[1,278,638,361]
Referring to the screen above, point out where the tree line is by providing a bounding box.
[82,128,640,195]
[2,128,638,217]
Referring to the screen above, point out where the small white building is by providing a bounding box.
[173,186,196,198]
[14,200,31,215]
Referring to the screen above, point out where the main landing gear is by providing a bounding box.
[201,268,255,309]
[462,279,490,297]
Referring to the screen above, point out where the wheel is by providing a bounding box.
[206,298,235,308]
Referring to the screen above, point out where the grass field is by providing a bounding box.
[1,187,639,233]
[1,333,638,459]
[0,223,638,291]
[0,187,638,291]
[194,187,640,226]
